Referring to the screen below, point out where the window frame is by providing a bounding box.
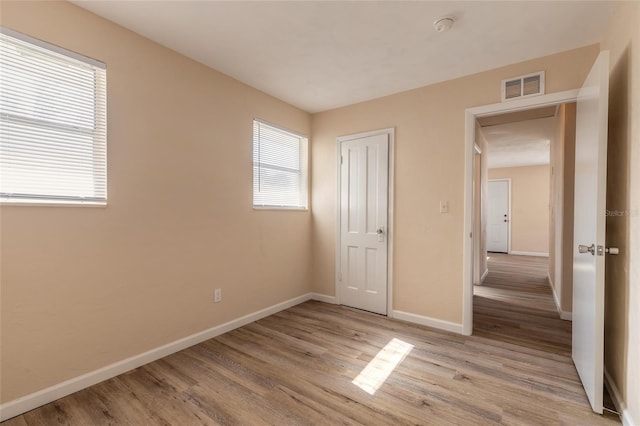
[252,118,309,211]
[0,27,107,206]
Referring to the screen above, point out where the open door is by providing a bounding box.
[572,50,609,414]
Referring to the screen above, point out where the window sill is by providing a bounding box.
[253,205,309,212]
[0,199,107,207]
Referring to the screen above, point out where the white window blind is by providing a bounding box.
[0,28,107,204]
[253,119,308,209]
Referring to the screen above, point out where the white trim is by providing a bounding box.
[0,27,106,69]
[0,293,314,422]
[309,293,338,304]
[252,117,308,139]
[472,88,579,118]
[604,368,632,425]
[0,200,107,208]
[252,206,308,212]
[548,273,572,321]
[335,128,395,316]
[463,89,580,336]
[480,268,489,283]
[560,311,572,321]
[488,178,512,254]
[510,251,549,257]
[548,272,560,311]
[392,310,464,334]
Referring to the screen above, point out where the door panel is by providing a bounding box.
[572,50,609,414]
[487,180,509,253]
[339,133,389,315]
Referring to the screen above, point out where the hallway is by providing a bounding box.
[473,253,571,355]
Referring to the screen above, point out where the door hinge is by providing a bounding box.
[340,155,343,165]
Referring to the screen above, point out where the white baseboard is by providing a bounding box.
[480,268,489,283]
[392,310,463,334]
[604,368,634,425]
[547,273,572,321]
[309,293,338,304]
[0,293,317,422]
[559,309,572,321]
[559,310,572,321]
[510,251,549,257]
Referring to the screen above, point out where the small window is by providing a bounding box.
[253,119,308,209]
[0,28,107,205]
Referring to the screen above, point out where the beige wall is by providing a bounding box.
[488,166,550,254]
[311,45,599,324]
[548,103,576,315]
[0,1,311,403]
[601,1,640,422]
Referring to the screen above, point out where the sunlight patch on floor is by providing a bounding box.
[352,338,414,395]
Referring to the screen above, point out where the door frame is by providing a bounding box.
[472,144,483,285]
[462,89,579,335]
[335,128,395,316]
[487,178,512,254]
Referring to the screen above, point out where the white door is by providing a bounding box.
[572,51,609,414]
[487,180,509,253]
[339,132,389,315]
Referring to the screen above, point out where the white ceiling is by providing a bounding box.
[71,1,620,113]
[482,115,558,169]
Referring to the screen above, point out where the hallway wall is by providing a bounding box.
[548,103,576,316]
[488,165,550,255]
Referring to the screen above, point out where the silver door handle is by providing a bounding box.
[376,226,384,234]
[578,244,595,255]
[605,247,620,255]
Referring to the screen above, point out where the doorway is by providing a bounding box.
[464,50,610,415]
[475,106,559,348]
[335,128,394,315]
[462,89,579,334]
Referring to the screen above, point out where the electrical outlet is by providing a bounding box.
[214,288,222,303]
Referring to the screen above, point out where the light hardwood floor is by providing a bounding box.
[3,254,620,425]
[475,253,571,355]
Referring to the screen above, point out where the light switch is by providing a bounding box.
[440,200,449,213]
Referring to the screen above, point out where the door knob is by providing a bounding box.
[376,226,384,234]
[578,244,595,255]
[605,247,620,255]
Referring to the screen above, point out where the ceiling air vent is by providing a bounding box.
[501,71,545,102]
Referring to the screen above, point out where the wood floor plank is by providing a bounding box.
[2,254,620,425]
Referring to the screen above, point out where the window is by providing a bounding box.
[0,28,107,204]
[253,119,308,209]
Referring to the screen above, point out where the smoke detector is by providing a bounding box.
[433,17,454,33]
